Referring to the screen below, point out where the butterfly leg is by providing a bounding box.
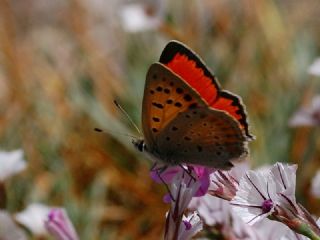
[150,163,176,202]
[178,164,196,182]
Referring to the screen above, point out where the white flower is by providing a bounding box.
[189,195,259,239]
[209,161,249,200]
[45,208,79,240]
[230,168,278,225]
[308,58,320,76]
[0,210,27,240]
[164,172,201,240]
[178,212,203,240]
[0,149,26,181]
[15,203,51,236]
[189,194,230,226]
[254,218,312,240]
[289,95,320,127]
[169,172,201,215]
[119,0,165,32]
[311,170,320,198]
[270,163,297,199]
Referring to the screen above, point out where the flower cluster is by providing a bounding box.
[151,161,320,239]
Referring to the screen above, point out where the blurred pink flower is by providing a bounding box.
[308,58,320,76]
[45,208,79,240]
[289,95,320,127]
[311,170,320,198]
[0,149,26,182]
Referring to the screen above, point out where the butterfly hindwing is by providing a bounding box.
[156,107,247,169]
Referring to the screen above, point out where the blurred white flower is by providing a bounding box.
[15,203,51,236]
[289,95,320,127]
[254,219,301,240]
[0,149,26,182]
[308,58,320,76]
[0,211,27,240]
[45,208,79,240]
[189,194,230,226]
[190,195,260,239]
[311,170,320,198]
[119,0,165,32]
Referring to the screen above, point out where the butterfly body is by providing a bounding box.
[135,41,253,170]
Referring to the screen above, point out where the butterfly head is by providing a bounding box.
[132,138,146,152]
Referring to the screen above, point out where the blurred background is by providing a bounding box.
[0,0,320,239]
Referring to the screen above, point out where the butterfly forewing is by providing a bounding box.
[142,63,207,148]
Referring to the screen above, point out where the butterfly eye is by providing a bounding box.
[132,139,145,152]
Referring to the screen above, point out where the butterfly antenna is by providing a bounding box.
[113,100,142,135]
[94,128,139,140]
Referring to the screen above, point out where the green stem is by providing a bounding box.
[297,223,320,240]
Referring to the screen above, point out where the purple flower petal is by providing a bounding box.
[150,166,181,184]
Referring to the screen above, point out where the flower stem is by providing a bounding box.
[297,223,320,240]
[0,182,6,209]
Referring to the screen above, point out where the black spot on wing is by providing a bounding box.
[152,102,164,109]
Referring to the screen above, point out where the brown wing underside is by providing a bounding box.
[142,63,248,169]
[156,107,248,169]
[142,63,207,147]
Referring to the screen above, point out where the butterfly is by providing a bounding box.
[133,40,254,170]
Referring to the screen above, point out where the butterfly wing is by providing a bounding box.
[142,63,247,169]
[156,107,247,169]
[142,63,208,150]
[160,40,254,140]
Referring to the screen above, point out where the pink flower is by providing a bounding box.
[45,208,79,240]
[151,165,214,199]
[209,161,249,200]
